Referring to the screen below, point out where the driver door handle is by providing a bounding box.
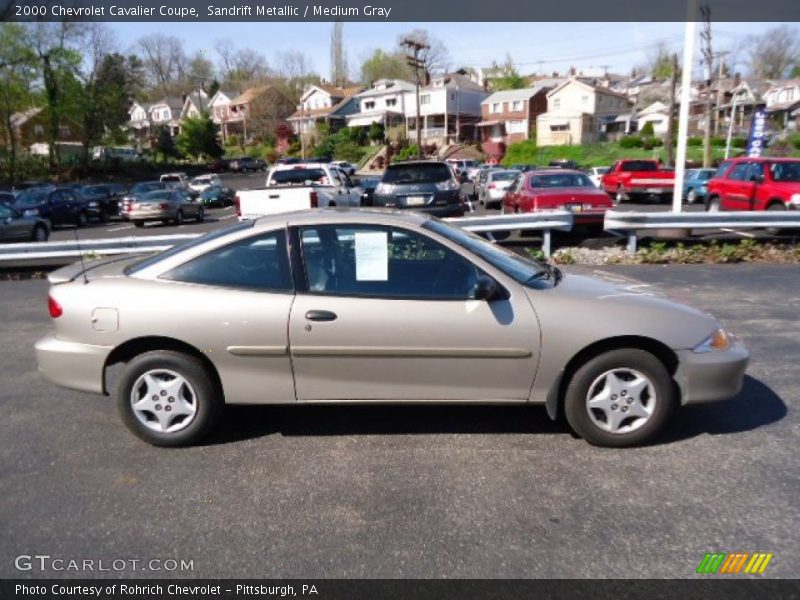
[305,310,337,322]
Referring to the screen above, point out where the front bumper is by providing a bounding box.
[674,343,749,404]
[35,335,111,395]
[127,208,175,221]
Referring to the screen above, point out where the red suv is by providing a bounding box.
[706,157,800,212]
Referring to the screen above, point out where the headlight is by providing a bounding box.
[375,183,395,195]
[435,179,459,191]
[790,193,800,206]
[693,328,735,353]
[88,201,99,207]
[23,209,39,216]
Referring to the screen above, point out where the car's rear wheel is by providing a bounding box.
[564,348,675,447]
[686,188,698,204]
[174,210,184,226]
[31,225,48,242]
[196,207,205,223]
[706,196,721,212]
[133,220,144,228]
[117,350,222,447]
[76,211,88,228]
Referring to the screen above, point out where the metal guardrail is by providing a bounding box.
[447,210,574,256]
[604,210,800,253]
[0,211,575,268]
[0,234,200,268]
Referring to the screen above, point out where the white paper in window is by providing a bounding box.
[354,231,388,281]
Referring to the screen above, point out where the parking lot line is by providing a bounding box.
[721,228,756,238]
[219,214,237,220]
[106,225,134,232]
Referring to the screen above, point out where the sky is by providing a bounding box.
[109,21,788,81]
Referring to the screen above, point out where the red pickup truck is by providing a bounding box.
[601,159,675,203]
[705,157,800,212]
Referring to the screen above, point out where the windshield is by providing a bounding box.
[531,173,593,188]
[424,219,547,285]
[126,221,255,274]
[161,176,182,182]
[620,161,657,172]
[696,170,714,180]
[383,163,452,184]
[201,186,221,196]
[14,190,48,207]
[270,168,328,185]
[769,161,800,182]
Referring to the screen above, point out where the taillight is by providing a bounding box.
[48,295,62,318]
[488,183,496,189]
[310,191,319,208]
[234,195,241,217]
[159,203,171,209]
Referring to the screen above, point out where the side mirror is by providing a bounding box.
[473,276,501,301]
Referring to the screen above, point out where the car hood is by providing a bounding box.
[524,271,719,351]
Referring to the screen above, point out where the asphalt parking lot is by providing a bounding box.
[0,263,797,578]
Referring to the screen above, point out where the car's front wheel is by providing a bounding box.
[564,348,675,447]
[117,350,222,447]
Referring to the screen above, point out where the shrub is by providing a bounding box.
[639,121,655,137]
[790,134,800,150]
[396,145,420,161]
[619,136,643,148]
[687,137,702,146]
[711,137,726,147]
[227,134,240,148]
[732,137,747,149]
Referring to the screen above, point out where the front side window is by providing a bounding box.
[160,229,291,292]
[714,161,732,178]
[727,163,750,181]
[299,225,483,300]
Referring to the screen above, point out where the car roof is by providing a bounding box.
[251,208,431,230]
[388,160,448,167]
[724,156,800,163]
[526,168,584,176]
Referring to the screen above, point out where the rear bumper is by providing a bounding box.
[35,335,111,395]
[674,344,749,405]
[127,209,175,221]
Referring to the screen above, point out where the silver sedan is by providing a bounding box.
[35,210,748,447]
[127,189,204,227]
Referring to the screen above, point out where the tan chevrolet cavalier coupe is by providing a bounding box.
[36,210,749,447]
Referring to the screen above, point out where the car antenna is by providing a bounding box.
[73,226,89,285]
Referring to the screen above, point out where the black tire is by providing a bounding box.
[116,350,223,447]
[76,211,88,228]
[196,207,205,223]
[31,224,48,242]
[133,220,145,228]
[686,188,697,204]
[767,202,786,211]
[100,210,110,223]
[174,210,184,226]
[705,196,721,212]
[564,348,675,447]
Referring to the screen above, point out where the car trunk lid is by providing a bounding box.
[48,255,144,285]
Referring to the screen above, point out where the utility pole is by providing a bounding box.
[713,51,729,136]
[666,53,678,167]
[402,37,429,159]
[700,4,713,168]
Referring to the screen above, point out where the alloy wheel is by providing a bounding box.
[585,368,657,434]
[130,369,198,433]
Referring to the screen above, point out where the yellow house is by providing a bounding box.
[537,78,633,146]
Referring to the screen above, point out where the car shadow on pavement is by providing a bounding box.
[655,375,787,445]
[206,404,572,445]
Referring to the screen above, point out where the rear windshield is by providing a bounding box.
[620,161,658,172]
[383,163,452,184]
[530,173,593,188]
[270,168,328,186]
[143,191,172,201]
[161,176,182,182]
[126,221,255,274]
[131,182,163,194]
[768,161,800,182]
[491,171,519,181]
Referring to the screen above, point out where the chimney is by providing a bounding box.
[181,93,187,105]
[569,66,576,77]
[734,72,741,87]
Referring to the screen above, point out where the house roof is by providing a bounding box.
[208,90,238,105]
[637,101,668,116]
[482,86,549,105]
[354,79,415,98]
[425,73,485,92]
[547,78,632,102]
[10,107,42,128]
[231,85,281,106]
[288,93,357,121]
[151,97,184,112]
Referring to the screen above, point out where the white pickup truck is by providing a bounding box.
[235,163,363,220]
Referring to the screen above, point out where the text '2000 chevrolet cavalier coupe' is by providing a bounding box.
[36,210,748,447]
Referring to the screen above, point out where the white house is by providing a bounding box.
[179,89,210,121]
[346,79,415,129]
[148,98,183,136]
[287,84,362,136]
[764,79,800,130]
[207,89,238,140]
[404,73,488,144]
[636,101,670,136]
[536,78,633,146]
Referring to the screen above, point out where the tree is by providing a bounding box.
[397,29,450,82]
[746,25,800,79]
[177,114,223,161]
[155,125,178,163]
[360,49,412,84]
[330,22,348,87]
[186,50,215,88]
[0,23,37,186]
[274,51,320,101]
[368,122,385,143]
[490,55,527,91]
[30,22,85,170]
[644,42,676,80]
[215,40,270,88]
[136,33,186,91]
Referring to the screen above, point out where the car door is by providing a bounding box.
[747,163,768,210]
[287,223,540,402]
[48,191,71,224]
[339,171,362,206]
[722,163,754,210]
[0,204,30,241]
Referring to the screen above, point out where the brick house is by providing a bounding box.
[478,86,551,160]
[227,85,295,143]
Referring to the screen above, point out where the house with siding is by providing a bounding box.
[346,79,415,130]
[207,89,239,141]
[478,86,551,160]
[536,79,633,146]
[226,85,294,143]
[764,79,800,131]
[287,84,363,136]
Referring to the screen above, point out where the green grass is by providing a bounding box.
[501,140,800,168]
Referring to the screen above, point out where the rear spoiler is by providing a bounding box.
[47,255,137,285]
